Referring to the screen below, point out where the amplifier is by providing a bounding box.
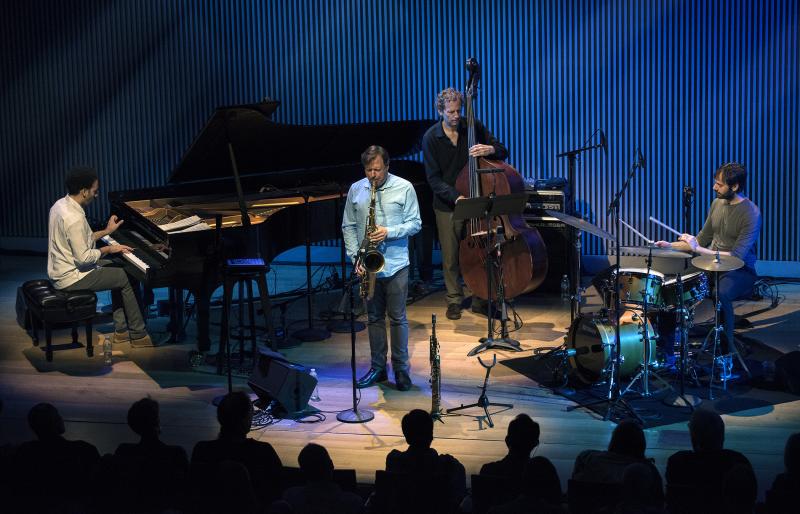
[525,215,573,294]
[524,189,567,216]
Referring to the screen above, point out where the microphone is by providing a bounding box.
[600,130,607,154]
[638,148,646,169]
[551,344,604,357]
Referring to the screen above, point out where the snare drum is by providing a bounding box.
[567,314,658,385]
[610,268,665,307]
[661,271,708,310]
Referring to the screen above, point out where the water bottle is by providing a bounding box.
[560,274,571,302]
[309,368,321,402]
[103,335,113,366]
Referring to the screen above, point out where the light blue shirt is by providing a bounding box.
[342,173,421,278]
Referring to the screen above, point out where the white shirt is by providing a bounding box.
[47,195,102,289]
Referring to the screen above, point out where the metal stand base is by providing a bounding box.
[291,326,331,342]
[337,408,374,423]
[468,336,521,357]
[327,319,366,333]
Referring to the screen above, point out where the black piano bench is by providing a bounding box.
[217,260,275,375]
[21,279,98,362]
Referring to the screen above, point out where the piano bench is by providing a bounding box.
[21,279,98,362]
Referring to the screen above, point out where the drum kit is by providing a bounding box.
[547,210,747,405]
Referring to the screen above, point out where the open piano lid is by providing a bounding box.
[169,99,435,184]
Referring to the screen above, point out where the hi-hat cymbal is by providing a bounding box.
[543,210,614,240]
[691,254,744,272]
[618,246,692,259]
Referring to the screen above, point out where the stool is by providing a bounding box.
[21,279,97,362]
[217,260,274,375]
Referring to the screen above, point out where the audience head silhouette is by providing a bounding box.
[217,391,254,438]
[689,409,725,451]
[608,419,646,459]
[525,456,562,504]
[620,462,663,508]
[127,397,160,439]
[785,432,800,476]
[298,443,335,482]
[401,409,434,448]
[722,464,758,513]
[28,402,65,439]
[506,413,540,456]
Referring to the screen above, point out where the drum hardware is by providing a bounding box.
[662,273,702,408]
[566,149,645,423]
[691,253,750,399]
[544,208,614,322]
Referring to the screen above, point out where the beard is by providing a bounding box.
[716,188,736,201]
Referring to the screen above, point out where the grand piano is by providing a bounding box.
[106,99,435,351]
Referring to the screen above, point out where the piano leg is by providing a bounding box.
[194,287,212,353]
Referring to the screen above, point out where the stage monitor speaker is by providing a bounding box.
[525,218,572,293]
[247,348,317,417]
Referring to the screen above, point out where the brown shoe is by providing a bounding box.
[112,331,130,345]
[130,334,157,348]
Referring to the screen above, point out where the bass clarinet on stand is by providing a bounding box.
[430,313,444,421]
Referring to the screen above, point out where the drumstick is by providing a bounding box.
[620,219,652,244]
[649,216,683,237]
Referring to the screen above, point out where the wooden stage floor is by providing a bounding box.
[1,254,798,501]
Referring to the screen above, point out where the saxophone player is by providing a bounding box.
[342,145,422,391]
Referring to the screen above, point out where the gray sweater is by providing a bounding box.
[696,197,761,271]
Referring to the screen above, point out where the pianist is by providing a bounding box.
[47,167,156,347]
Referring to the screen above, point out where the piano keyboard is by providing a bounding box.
[101,235,150,273]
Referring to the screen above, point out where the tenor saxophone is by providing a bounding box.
[358,180,385,300]
[430,313,444,421]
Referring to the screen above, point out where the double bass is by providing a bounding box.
[456,58,548,300]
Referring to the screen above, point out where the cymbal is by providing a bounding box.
[691,254,744,272]
[543,210,614,240]
[618,246,692,259]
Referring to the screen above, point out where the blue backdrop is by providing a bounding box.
[1,0,797,268]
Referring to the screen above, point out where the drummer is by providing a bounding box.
[655,162,761,358]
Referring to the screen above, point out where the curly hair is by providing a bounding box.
[436,87,463,114]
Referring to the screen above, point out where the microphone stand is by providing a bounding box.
[337,271,374,423]
[556,135,605,322]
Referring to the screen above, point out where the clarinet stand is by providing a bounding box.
[337,271,374,423]
[455,193,528,357]
[447,354,512,428]
[567,151,643,423]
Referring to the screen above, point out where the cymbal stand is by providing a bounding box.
[566,152,642,423]
[447,354,512,428]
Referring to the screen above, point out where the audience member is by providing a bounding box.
[480,413,540,480]
[386,409,467,504]
[12,403,100,513]
[721,464,757,514]
[282,443,364,514]
[113,397,189,511]
[572,419,651,483]
[765,432,800,514]
[665,409,752,514]
[191,391,283,511]
[614,462,666,514]
[488,456,566,513]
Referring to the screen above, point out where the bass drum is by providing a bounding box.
[567,314,658,385]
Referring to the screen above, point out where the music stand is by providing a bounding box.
[454,193,528,356]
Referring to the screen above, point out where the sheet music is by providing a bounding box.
[159,215,202,232]
[170,221,212,233]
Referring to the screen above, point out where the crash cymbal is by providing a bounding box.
[691,254,744,272]
[618,246,692,259]
[543,210,614,240]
